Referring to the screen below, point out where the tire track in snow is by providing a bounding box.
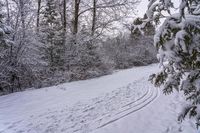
[71,82,159,133]
[67,80,152,133]
[87,86,152,125]
[95,86,159,130]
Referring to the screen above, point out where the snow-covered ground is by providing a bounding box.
[0,64,197,133]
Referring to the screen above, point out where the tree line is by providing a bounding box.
[0,0,157,95]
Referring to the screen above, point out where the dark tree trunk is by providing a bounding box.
[19,0,25,39]
[73,0,80,34]
[91,0,96,36]
[36,0,41,32]
[5,0,10,25]
[63,0,67,32]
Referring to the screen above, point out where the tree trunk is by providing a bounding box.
[5,0,10,25]
[63,0,67,32]
[63,0,67,68]
[91,0,96,36]
[73,0,80,34]
[5,0,13,62]
[19,0,25,39]
[36,0,41,32]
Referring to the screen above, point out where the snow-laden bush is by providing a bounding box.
[103,29,157,69]
[65,33,111,81]
[0,2,15,94]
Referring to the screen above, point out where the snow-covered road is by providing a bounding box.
[0,64,196,133]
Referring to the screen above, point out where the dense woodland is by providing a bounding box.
[0,0,157,95]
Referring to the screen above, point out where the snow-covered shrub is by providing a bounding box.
[103,29,157,69]
[102,16,157,69]
[66,33,111,81]
[0,1,49,94]
[0,2,15,94]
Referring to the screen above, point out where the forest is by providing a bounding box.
[0,0,157,95]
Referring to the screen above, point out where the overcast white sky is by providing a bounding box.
[136,0,181,17]
[136,0,149,17]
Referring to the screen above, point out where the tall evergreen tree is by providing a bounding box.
[40,0,64,69]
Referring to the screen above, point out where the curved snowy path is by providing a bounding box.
[0,64,196,133]
[0,79,158,133]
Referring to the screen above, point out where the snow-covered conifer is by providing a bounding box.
[146,0,200,126]
[0,1,13,93]
[40,0,64,69]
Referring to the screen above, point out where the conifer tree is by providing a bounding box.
[145,0,200,126]
[40,0,64,70]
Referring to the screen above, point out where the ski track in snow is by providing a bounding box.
[0,78,159,133]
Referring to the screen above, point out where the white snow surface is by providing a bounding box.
[0,64,197,133]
